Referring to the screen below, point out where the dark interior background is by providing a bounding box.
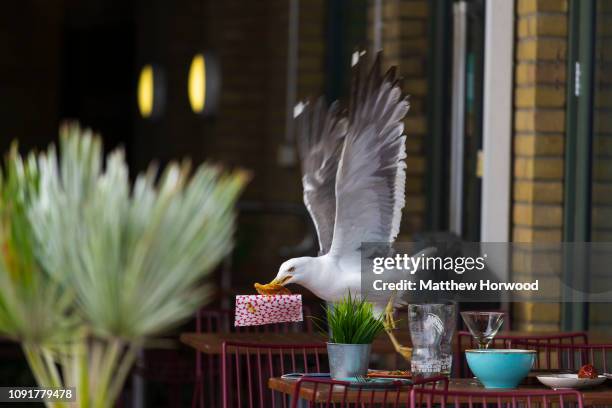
[0,0,354,294]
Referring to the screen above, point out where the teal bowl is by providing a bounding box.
[466,349,535,389]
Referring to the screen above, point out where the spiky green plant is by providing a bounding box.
[322,293,386,344]
[0,123,248,408]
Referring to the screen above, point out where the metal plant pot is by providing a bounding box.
[327,343,371,379]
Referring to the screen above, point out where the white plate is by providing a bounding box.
[537,374,607,389]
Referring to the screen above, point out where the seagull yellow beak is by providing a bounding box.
[254,275,293,295]
[272,275,292,286]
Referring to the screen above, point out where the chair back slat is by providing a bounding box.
[222,341,326,408]
[510,341,612,374]
[192,307,313,408]
[410,387,583,408]
[291,376,447,408]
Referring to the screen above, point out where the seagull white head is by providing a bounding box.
[270,256,314,287]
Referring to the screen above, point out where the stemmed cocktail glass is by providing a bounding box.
[460,311,504,349]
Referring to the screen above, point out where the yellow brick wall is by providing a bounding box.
[368,0,429,237]
[512,0,568,331]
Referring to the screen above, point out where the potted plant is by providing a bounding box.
[0,123,248,407]
[321,293,386,380]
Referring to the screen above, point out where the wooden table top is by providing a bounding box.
[180,330,611,355]
[268,377,612,405]
[180,331,412,355]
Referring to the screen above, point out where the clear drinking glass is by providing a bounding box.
[408,302,456,377]
[460,311,504,349]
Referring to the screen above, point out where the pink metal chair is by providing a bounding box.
[291,376,449,408]
[192,307,314,408]
[410,386,583,408]
[221,340,327,408]
[455,331,588,377]
[509,341,612,372]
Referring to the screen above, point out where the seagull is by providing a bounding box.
[260,52,426,358]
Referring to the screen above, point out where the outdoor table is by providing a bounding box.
[180,331,611,355]
[180,331,410,355]
[268,377,612,406]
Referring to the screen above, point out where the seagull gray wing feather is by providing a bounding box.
[329,53,409,257]
[295,97,348,255]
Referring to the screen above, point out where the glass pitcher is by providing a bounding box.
[408,302,456,377]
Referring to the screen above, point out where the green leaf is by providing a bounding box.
[318,292,385,344]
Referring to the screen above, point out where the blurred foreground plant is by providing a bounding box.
[0,123,248,408]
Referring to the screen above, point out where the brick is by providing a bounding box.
[512,227,563,242]
[591,229,612,242]
[597,19,612,36]
[594,88,612,108]
[383,20,426,38]
[382,21,401,39]
[410,194,426,212]
[398,1,428,18]
[383,41,402,59]
[516,62,566,85]
[383,57,402,71]
[406,177,423,193]
[517,38,566,61]
[514,134,564,156]
[514,203,563,227]
[515,110,565,132]
[590,304,612,324]
[592,182,612,204]
[515,322,561,331]
[514,156,564,179]
[399,59,425,76]
[404,79,427,96]
[594,113,612,133]
[593,136,612,157]
[517,0,568,15]
[299,41,324,55]
[513,302,561,324]
[398,20,427,37]
[408,99,425,113]
[382,2,401,19]
[512,249,563,275]
[402,214,424,233]
[537,14,568,36]
[406,156,425,174]
[593,160,612,182]
[299,23,323,37]
[518,14,567,37]
[400,38,428,55]
[405,115,427,134]
[514,180,563,203]
[515,86,565,108]
[405,137,422,153]
[592,206,612,227]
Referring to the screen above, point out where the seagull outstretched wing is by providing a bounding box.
[329,53,409,256]
[295,97,348,255]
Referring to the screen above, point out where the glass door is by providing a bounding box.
[447,0,485,241]
[588,0,612,332]
[564,0,612,331]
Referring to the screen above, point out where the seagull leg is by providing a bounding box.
[383,291,397,330]
[384,292,412,361]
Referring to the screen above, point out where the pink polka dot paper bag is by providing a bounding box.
[234,294,303,327]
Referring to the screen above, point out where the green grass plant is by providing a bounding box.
[323,293,385,344]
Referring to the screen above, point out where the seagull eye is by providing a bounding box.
[288,267,295,273]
